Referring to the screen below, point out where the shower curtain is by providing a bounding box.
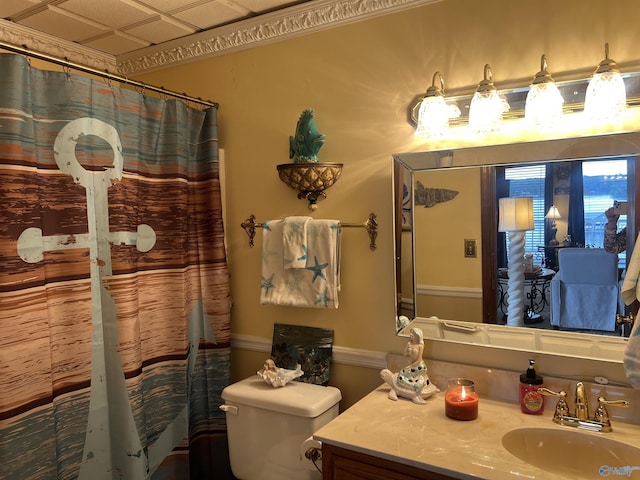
[0,53,231,479]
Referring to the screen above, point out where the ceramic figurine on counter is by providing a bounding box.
[257,358,304,387]
[380,327,439,404]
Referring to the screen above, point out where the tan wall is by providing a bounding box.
[413,167,483,322]
[414,168,482,289]
[137,0,639,407]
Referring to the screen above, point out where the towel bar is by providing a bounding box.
[241,213,378,250]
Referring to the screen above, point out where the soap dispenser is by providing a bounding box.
[520,359,544,415]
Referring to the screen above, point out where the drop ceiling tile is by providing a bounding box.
[234,0,301,13]
[18,6,109,42]
[173,2,248,29]
[82,31,150,55]
[124,17,195,44]
[136,0,199,12]
[0,0,41,18]
[58,0,152,29]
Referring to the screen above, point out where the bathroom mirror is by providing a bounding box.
[393,131,640,361]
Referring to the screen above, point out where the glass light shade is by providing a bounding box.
[468,65,508,133]
[498,197,534,232]
[525,83,564,127]
[525,54,564,127]
[584,71,627,122]
[469,90,505,133]
[414,95,449,138]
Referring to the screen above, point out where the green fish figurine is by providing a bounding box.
[289,109,326,163]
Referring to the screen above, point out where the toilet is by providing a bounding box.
[221,375,341,480]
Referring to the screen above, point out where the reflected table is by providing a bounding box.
[497,267,555,324]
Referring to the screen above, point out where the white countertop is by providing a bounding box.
[314,383,640,479]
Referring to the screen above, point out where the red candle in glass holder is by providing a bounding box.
[445,379,478,421]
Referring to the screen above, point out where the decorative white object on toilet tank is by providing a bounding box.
[257,358,304,387]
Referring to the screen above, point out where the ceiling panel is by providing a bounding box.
[58,0,153,29]
[0,0,41,18]
[83,30,150,55]
[19,5,109,42]
[172,2,250,30]
[137,0,199,11]
[234,0,301,12]
[124,16,196,44]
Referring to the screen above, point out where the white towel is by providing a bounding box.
[260,219,341,308]
[621,233,640,305]
[624,319,640,389]
[283,216,311,269]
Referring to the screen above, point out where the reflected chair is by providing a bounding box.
[550,248,620,332]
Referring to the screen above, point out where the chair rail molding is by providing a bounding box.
[232,333,388,370]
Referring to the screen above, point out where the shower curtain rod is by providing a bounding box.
[0,41,218,109]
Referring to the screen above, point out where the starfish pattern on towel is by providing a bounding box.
[261,273,275,295]
[306,256,328,282]
[316,286,333,307]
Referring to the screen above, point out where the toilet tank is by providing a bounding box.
[221,375,341,480]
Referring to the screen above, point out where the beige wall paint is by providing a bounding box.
[137,0,640,407]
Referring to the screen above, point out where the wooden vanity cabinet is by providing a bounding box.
[322,443,458,480]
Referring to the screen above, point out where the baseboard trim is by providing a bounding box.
[231,334,387,370]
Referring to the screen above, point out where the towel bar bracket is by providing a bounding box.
[240,213,378,250]
[240,214,260,247]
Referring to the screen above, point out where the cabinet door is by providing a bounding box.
[322,443,457,480]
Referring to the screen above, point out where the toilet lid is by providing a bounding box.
[221,375,341,417]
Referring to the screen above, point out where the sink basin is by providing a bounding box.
[502,427,640,479]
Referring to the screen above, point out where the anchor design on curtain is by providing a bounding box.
[15,117,217,478]
[17,118,154,476]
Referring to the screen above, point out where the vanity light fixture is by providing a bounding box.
[584,43,627,123]
[545,205,561,246]
[525,54,564,127]
[498,196,534,327]
[407,44,640,140]
[468,64,509,133]
[414,72,460,138]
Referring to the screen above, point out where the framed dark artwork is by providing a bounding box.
[270,323,334,386]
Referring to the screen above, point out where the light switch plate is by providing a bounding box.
[464,239,477,258]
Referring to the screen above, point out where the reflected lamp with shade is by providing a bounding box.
[545,205,561,246]
[468,64,509,133]
[525,54,564,128]
[584,43,627,123]
[498,197,534,327]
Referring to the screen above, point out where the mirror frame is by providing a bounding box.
[393,130,640,362]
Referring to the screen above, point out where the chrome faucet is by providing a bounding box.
[539,382,629,432]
